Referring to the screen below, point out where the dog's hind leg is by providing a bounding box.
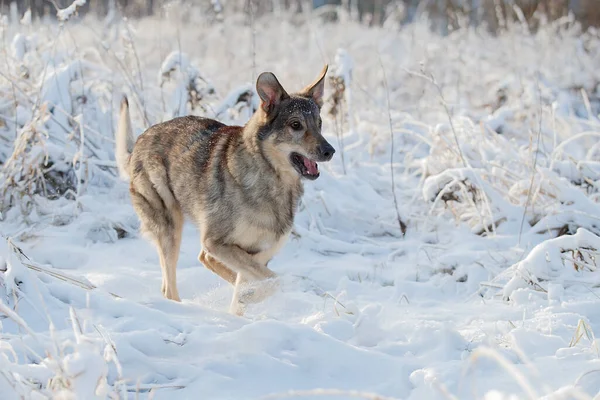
[156,208,183,301]
[130,175,184,302]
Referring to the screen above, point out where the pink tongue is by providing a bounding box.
[303,157,318,175]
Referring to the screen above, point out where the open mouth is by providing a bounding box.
[290,152,319,180]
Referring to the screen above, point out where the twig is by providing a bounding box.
[402,67,466,164]
[249,0,257,83]
[24,262,121,298]
[467,347,539,400]
[82,23,150,128]
[7,241,122,299]
[0,31,18,140]
[378,52,407,236]
[518,77,542,246]
[126,383,186,392]
[259,389,401,400]
[0,301,38,339]
[290,274,350,313]
[122,16,150,127]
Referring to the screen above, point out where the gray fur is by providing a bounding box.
[115,65,334,315]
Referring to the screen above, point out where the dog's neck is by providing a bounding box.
[241,111,302,186]
[241,112,264,146]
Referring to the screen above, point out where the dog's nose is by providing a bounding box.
[319,142,335,161]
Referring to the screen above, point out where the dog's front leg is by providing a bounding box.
[203,239,279,315]
[229,272,281,316]
[203,239,276,281]
[198,250,237,284]
[230,273,249,316]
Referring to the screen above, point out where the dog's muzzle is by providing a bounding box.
[317,141,335,162]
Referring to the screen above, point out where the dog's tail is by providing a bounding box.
[116,95,135,180]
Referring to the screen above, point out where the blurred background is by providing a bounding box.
[3,0,599,34]
[1,1,600,399]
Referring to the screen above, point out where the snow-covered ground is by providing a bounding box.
[2,5,600,400]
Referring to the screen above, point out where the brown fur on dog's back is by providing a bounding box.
[118,65,334,315]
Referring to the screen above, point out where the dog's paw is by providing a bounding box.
[238,278,280,304]
[229,301,247,316]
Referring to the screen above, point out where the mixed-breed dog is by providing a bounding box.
[116,66,336,315]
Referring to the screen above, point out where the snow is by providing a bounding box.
[1,5,600,400]
[158,51,217,119]
[503,228,600,299]
[57,0,88,22]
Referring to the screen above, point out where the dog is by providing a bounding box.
[115,65,335,315]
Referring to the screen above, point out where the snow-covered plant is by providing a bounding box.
[502,228,600,299]
[0,50,118,218]
[422,109,600,238]
[159,51,216,119]
[0,106,69,217]
[56,0,87,22]
[325,48,354,174]
[212,83,259,126]
[0,239,126,399]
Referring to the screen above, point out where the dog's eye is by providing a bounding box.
[290,121,303,130]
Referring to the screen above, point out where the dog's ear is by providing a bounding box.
[256,72,289,114]
[299,64,328,108]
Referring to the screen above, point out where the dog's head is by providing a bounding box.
[254,65,335,181]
